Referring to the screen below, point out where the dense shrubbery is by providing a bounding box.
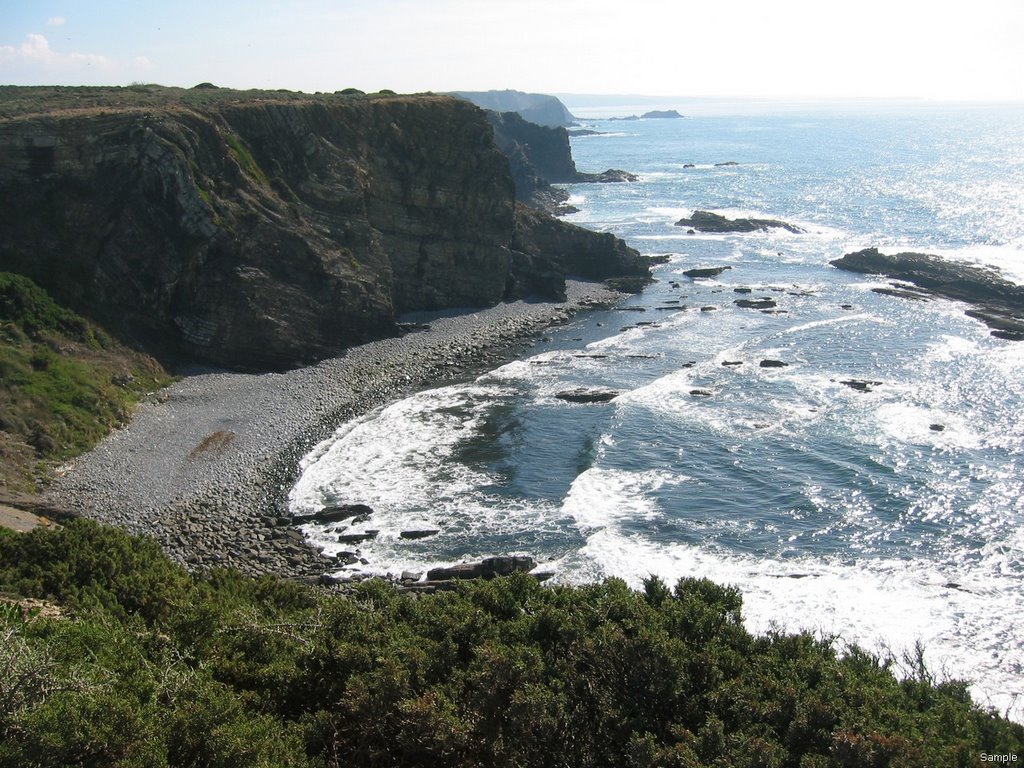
[0,272,170,487]
[0,519,1021,767]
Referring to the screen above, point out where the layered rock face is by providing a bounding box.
[0,88,646,371]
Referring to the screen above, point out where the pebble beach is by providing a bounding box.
[47,282,622,580]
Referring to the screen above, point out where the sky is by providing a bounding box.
[2,0,1023,102]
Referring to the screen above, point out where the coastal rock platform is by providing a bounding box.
[831,248,1024,340]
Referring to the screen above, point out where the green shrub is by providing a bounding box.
[0,273,172,482]
[0,520,1020,766]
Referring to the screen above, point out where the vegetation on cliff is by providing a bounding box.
[1,519,1020,767]
[0,273,170,490]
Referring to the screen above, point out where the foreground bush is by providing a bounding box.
[0,519,1021,766]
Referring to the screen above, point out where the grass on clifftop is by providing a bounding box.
[0,83,433,120]
[0,518,1020,767]
[0,272,172,490]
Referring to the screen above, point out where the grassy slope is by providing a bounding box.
[0,272,172,491]
[0,519,1021,768]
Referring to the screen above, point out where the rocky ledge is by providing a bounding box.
[675,210,804,234]
[831,248,1024,340]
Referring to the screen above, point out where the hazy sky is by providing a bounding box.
[2,0,1023,101]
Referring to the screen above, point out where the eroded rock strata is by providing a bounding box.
[0,86,647,371]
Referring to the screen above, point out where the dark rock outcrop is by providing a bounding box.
[735,298,778,309]
[0,87,648,371]
[426,555,537,581]
[399,529,440,540]
[684,266,732,279]
[301,504,374,524]
[839,379,883,393]
[555,388,620,403]
[831,248,1024,340]
[512,204,649,288]
[675,210,804,234]
[488,110,579,184]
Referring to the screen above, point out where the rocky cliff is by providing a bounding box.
[0,86,647,371]
[487,110,638,215]
[449,89,576,127]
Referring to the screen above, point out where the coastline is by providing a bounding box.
[45,281,624,580]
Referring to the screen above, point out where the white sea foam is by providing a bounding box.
[288,383,504,517]
[562,467,680,532]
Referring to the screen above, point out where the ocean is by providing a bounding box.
[289,99,1024,719]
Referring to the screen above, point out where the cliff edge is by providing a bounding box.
[0,85,647,371]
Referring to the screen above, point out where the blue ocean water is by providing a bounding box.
[291,101,1024,718]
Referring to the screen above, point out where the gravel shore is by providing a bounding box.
[47,282,622,580]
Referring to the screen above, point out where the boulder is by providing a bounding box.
[303,503,374,523]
